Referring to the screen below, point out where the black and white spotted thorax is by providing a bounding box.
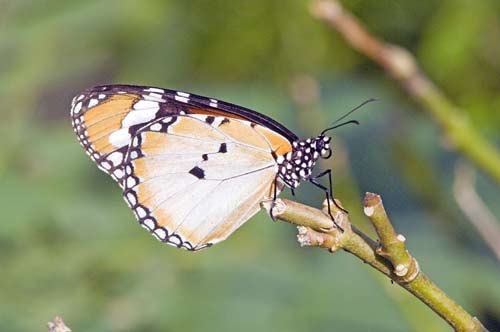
[276,135,332,188]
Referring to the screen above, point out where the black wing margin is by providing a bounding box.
[92,84,299,143]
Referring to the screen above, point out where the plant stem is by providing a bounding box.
[309,0,500,186]
[261,197,489,332]
[363,193,418,281]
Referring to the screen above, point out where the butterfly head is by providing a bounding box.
[316,134,332,159]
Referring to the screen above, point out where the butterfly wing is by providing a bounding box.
[123,115,286,250]
[71,85,184,183]
[71,84,295,183]
[71,85,294,250]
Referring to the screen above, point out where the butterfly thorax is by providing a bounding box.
[276,135,332,188]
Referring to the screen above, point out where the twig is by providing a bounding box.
[47,316,71,332]
[261,196,489,332]
[453,161,500,261]
[310,0,500,187]
[363,193,419,282]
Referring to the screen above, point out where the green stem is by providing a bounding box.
[262,197,489,332]
[363,193,418,281]
[344,226,485,332]
[310,0,500,186]
[417,86,500,185]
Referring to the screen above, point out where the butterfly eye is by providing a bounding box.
[321,146,332,159]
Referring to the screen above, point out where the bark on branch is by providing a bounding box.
[261,195,488,332]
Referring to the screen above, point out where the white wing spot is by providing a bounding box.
[107,151,124,166]
[101,161,112,170]
[150,123,162,131]
[113,169,124,178]
[211,117,225,127]
[154,228,167,240]
[136,206,146,218]
[127,192,137,206]
[122,110,158,127]
[133,100,160,110]
[175,95,189,103]
[169,235,181,246]
[109,128,131,148]
[88,98,99,108]
[144,87,164,93]
[147,92,163,99]
[132,137,140,147]
[143,218,155,230]
[126,176,136,188]
[177,92,190,97]
[73,102,82,114]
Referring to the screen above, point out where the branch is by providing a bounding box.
[363,193,419,281]
[310,0,500,187]
[453,161,500,261]
[47,316,71,332]
[261,196,488,332]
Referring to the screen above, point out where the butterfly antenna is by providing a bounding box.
[321,98,377,135]
[321,120,360,135]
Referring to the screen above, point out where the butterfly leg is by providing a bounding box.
[269,175,279,221]
[311,169,348,213]
[309,169,347,231]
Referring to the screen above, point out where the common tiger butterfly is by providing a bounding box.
[70,84,364,251]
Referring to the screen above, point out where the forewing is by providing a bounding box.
[71,85,294,184]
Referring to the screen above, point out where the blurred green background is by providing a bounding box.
[1,1,500,331]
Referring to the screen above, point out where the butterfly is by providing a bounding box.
[71,84,366,251]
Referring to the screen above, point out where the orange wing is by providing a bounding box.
[71,85,294,184]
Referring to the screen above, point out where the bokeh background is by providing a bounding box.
[1,1,500,331]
